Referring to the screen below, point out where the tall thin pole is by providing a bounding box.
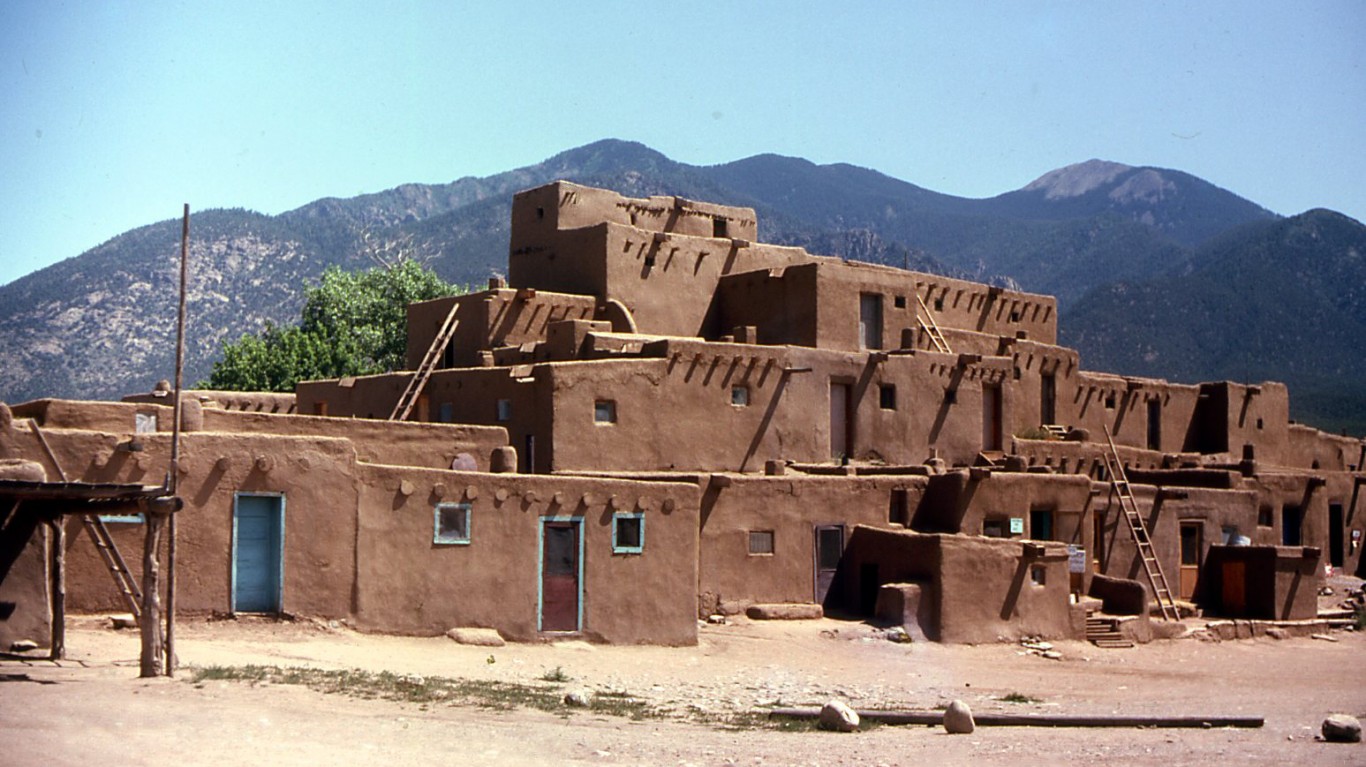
[166,203,189,676]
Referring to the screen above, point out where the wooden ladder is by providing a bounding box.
[389,303,460,422]
[1102,426,1180,621]
[914,291,952,354]
[82,516,143,622]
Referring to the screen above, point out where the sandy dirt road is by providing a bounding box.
[2,612,1364,766]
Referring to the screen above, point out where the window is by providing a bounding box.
[879,384,897,410]
[894,295,906,309]
[433,503,471,545]
[1104,393,1117,409]
[594,400,617,423]
[888,488,910,526]
[536,206,545,220]
[1030,566,1047,586]
[612,513,644,554]
[713,217,728,238]
[1030,509,1054,541]
[731,386,750,407]
[748,530,775,555]
[99,513,144,524]
[934,296,945,312]
[135,412,157,434]
[496,399,513,422]
[983,519,1008,538]
[1258,506,1274,527]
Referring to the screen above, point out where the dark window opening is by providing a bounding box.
[434,503,471,545]
[934,296,944,312]
[1030,509,1054,541]
[1281,506,1303,546]
[731,386,750,406]
[1010,310,1022,322]
[594,400,617,423]
[536,207,544,220]
[879,384,896,410]
[1104,393,1117,409]
[894,295,906,309]
[713,217,728,238]
[983,519,1008,538]
[1257,506,1273,527]
[613,514,644,553]
[889,488,910,526]
[748,530,775,555]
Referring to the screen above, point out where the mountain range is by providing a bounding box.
[1,139,1361,434]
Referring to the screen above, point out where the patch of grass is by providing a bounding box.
[998,691,1043,704]
[540,666,571,683]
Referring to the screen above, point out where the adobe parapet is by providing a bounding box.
[510,180,758,251]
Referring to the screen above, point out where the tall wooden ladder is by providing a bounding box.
[82,516,143,622]
[915,291,952,354]
[1101,426,1180,621]
[389,303,460,422]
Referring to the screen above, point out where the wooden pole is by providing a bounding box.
[48,517,65,661]
[768,708,1264,729]
[165,203,189,676]
[138,511,165,678]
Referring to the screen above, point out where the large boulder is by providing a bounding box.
[943,699,975,734]
[818,700,860,732]
[1322,714,1362,743]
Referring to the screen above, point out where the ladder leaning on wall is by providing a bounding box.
[82,516,143,621]
[389,303,460,422]
[1101,426,1181,622]
[914,290,952,354]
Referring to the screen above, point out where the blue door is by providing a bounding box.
[233,494,283,612]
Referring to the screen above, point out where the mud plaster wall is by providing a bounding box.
[913,471,1092,543]
[353,465,699,644]
[406,290,597,370]
[696,475,928,615]
[49,428,359,620]
[1201,545,1320,620]
[0,518,50,650]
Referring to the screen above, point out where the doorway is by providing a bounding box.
[233,494,284,613]
[859,294,883,350]
[814,525,845,604]
[1328,503,1344,568]
[540,520,581,632]
[1147,399,1162,451]
[1040,373,1056,425]
[1282,506,1303,546]
[1179,521,1202,600]
[982,383,1003,451]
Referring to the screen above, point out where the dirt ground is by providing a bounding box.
[4,599,1364,766]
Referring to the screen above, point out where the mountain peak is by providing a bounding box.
[1024,159,1134,199]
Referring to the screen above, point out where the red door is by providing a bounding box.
[541,521,580,632]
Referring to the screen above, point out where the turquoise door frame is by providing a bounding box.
[232,493,285,613]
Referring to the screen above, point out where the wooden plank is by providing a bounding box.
[768,708,1264,728]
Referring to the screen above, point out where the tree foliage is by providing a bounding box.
[205,260,462,392]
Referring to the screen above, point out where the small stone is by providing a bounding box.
[707,614,727,625]
[110,614,137,630]
[1322,714,1362,743]
[885,626,912,643]
[1265,627,1290,640]
[1310,633,1339,643]
[446,627,505,647]
[943,700,975,734]
[564,689,593,707]
[1042,650,1063,660]
[818,699,860,732]
[8,639,38,653]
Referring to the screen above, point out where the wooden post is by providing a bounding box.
[48,517,65,661]
[139,511,165,678]
[165,203,189,676]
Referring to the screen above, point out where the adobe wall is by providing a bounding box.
[405,289,597,370]
[833,526,1074,643]
[352,464,699,644]
[0,516,50,651]
[713,266,820,347]
[1200,545,1320,620]
[911,470,1092,544]
[915,277,1057,345]
[696,474,929,614]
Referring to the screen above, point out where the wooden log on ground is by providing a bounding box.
[768,708,1264,728]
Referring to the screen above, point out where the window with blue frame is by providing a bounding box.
[433,502,471,545]
[612,513,644,554]
[98,513,145,524]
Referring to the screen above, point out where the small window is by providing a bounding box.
[889,488,910,526]
[1010,310,1022,322]
[731,386,750,406]
[713,217,728,238]
[1104,393,1117,409]
[879,384,896,410]
[536,206,545,220]
[894,295,906,309]
[433,502,471,545]
[612,513,644,554]
[99,513,144,524]
[1030,566,1047,586]
[748,530,775,555]
[1258,506,1274,527]
[496,399,513,422]
[1256,417,1264,430]
[933,296,944,312]
[135,412,157,434]
[594,400,617,423]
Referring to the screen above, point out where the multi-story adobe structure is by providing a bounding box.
[2,181,1363,652]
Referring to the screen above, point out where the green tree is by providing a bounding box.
[205,260,463,392]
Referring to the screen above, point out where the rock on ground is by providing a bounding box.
[446,627,506,647]
[745,603,824,620]
[1322,713,1362,743]
[563,690,593,708]
[818,699,859,732]
[944,699,975,734]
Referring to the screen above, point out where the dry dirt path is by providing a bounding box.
[2,614,1363,766]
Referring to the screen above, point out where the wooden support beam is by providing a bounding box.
[139,511,166,678]
[768,708,1264,729]
[48,517,65,661]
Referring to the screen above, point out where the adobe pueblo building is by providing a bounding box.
[2,181,1363,652]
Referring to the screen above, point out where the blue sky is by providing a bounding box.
[2,1,1363,286]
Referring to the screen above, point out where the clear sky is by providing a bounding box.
[2,1,1363,286]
